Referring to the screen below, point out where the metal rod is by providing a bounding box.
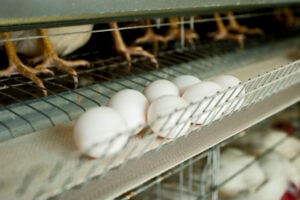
[180,16,185,48]
[211,146,220,200]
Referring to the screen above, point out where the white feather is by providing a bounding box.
[219,148,265,198]
[231,153,298,200]
[232,129,300,160]
[292,156,300,178]
[1,25,93,57]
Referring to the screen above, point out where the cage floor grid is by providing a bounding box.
[0,33,299,142]
[0,34,299,199]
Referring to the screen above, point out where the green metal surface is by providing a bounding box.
[0,0,299,31]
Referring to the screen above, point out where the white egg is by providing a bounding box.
[147,95,191,139]
[108,89,149,135]
[212,75,245,115]
[144,79,179,102]
[74,107,129,158]
[182,81,222,125]
[172,75,201,95]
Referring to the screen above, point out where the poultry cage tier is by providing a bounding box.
[0,1,300,30]
[123,105,300,200]
[0,7,300,200]
[0,8,299,140]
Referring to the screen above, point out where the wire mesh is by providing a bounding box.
[0,30,299,142]
[121,106,300,200]
[0,42,297,200]
[0,8,299,141]
[123,150,213,200]
[0,10,300,200]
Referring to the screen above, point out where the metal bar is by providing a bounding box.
[117,151,209,200]
[180,16,185,49]
[211,146,220,200]
[7,77,73,121]
[0,2,296,31]
[179,163,184,199]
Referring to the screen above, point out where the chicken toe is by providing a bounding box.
[226,12,264,35]
[35,29,90,89]
[134,20,167,54]
[208,12,245,48]
[165,17,199,45]
[110,22,158,70]
[0,32,50,96]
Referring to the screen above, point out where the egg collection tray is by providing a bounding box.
[0,30,299,199]
[0,32,299,142]
[129,114,300,200]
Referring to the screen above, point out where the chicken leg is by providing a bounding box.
[0,32,52,96]
[208,12,245,48]
[165,17,199,45]
[226,12,264,35]
[35,29,90,89]
[283,8,300,27]
[134,19,167,54]
[110,22,158,70]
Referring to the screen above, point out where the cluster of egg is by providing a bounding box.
[73,74,245,158]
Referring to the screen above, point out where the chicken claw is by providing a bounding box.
[165,17,199,45]
[110,22,158,70]
[226,12,264,35]
[35,29,90,89]
[208,12,245,48]
[134,19,167,54]
[0,32,51,96]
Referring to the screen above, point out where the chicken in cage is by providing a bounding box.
[0,1,299,200]
[126,109,300,200]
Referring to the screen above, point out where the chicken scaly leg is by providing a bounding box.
[35,29,90,89]
[283,8,300,27]
[110,22,158,70]
[208,12,245,48]
[134,19,167,54]
[226,12,264,35]
[0,32,52,96]
[165,17,199,45]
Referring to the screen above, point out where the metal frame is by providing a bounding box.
[0,7,299,199]
[124,113,300,200]
[0,0,299,30]
[0,67,298,199]
[0,33,298,142]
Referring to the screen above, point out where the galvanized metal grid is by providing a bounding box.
[124,114,300,200]
[123,147,220,200]
[125,150,214,200]
[0,44,298,200]
[0,30,298,142]
[0,12,299,199]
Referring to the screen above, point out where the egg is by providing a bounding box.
[172,75,201,95]
[182,81,222,125]
[147,95,191,139]
[74,107,129,158]
[212,75,245,115]
[144,79,179,102]
[108,89,149,135]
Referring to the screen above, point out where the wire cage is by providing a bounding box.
[0,5,299,200]
[120,106,300,200]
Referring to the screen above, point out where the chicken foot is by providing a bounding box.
[110,22,158,70]
[0,32,52,96]
[165,17,199,45]
[35,29,90,89]
[226,12,264,35]
[134,19,167,54]
[208,12,245,48]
